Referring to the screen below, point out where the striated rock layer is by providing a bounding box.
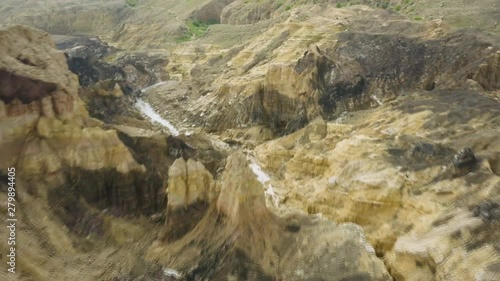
[0,25,237,281]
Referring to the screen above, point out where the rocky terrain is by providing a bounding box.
[0,0,499,281]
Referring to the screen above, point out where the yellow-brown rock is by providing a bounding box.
[167,158,215,209]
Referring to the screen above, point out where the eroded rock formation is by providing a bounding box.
[148,152,392,280]
[0,25,175,280]
[1,1,500,280]
[199,29,499,134]
[253,89,500,280]
[0,25,164,219]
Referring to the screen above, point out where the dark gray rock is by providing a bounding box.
[58,36,168,92]
[452,147,476,169]
[473,200,500,222]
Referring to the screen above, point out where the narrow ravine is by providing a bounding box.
[135,98,180,136]
[134,84,281,208]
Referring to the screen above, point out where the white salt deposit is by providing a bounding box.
[249,160,279,207]
[135,98,180,136]
[371,95,383,105]
[162,267,181,278]
[140,81,167,93]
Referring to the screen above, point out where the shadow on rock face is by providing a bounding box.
[0,70,58,104]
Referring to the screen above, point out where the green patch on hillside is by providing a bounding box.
[176,19,219,42]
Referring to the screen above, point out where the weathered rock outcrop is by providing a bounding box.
[59,37,124,88]
[161,158,216,242]
[0,25,176,281]
[148,152,392,280]
[0,25,164,217]
[191,0,236,23]
[1,1,500,280]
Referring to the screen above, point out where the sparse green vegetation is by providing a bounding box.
[175,36,192,43]
[413,16,423,20]
[125,0,138,7]
[175,19,219,42]
[276,2,283,9]
[336,3,343,8]
[285,4,292,11]
[395,5,401,11]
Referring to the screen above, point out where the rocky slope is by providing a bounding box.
[139,5,499,135]
[135,3,499,281]
[0,0,240,48]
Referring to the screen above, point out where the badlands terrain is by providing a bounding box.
[0,0,499,280]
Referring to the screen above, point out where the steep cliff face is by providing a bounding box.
[0,25,166,218]
[0,24,234,281]
[148,152,392,281]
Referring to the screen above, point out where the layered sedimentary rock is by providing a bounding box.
[264,30,497,129]
[148,152,391,280]
[1,1,499,280]
[161,158,216,242]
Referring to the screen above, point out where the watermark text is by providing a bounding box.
[6,167,16,274]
